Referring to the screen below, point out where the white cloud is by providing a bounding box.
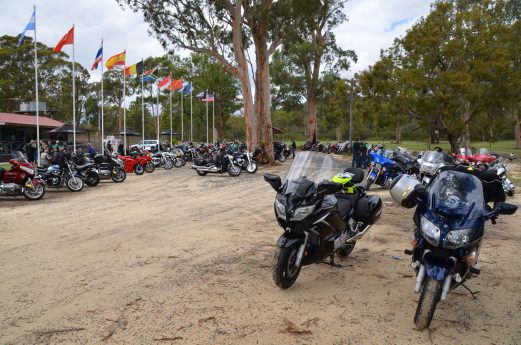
[1,0,433,82]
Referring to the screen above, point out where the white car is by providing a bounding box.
[135,140,160,151]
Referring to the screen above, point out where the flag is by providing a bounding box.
[202,93,215,102]
[53,26,74,53]
[105,50,126,70]
[195,91,206,98]
[169,79,184,91]
[17,8,36,47]
[91,40,103,70]
[179,81,191,94]
[125,61,144,76]
[142,67,158,82]
[158,75,172,90]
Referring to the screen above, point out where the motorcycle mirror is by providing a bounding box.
[317,181,342,196]
[263,173,281,191]
[494,202,518,215]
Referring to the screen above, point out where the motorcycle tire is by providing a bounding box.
[272,244,302,289]
[414,276,443,330]
[66,176,84,192]
[173,158,185,168]
[365,178,374,191]
[196,170,207,176]
[85,172,100,187]
[111,168,126,183]
[162,159,174,170]
[145,162,155,173]
[246,162,258,174]
[338,241,356,257]
[278,155,286,163]
[228,165,241,177]
[23,182,45,200]
[134,164,145,175]
[507,190,514,197]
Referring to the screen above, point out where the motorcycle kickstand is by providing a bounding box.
[461,283,479,300]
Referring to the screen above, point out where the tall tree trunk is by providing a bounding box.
[447,133,459,154]
[463,111,471,150]
[514,108,521,149]
[335,125,341,142]
[306,97,318,142]
[395,119,401,144]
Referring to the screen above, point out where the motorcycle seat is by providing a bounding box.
[335,194,354,219]
[75,163,95,170]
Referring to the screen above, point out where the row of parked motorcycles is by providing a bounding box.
[264,149,518,331]
[364,146,516,197]
[302,140,351,154]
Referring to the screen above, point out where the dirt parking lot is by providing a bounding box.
[1,163,520,344]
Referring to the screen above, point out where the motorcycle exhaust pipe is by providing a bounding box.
[346,224,371,243]
[415,264,426,293]
[440,274,452,301]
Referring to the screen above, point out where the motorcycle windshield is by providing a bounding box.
[459,148,472,156]
[283,151,346,198]
[478,148,490,156]
[428,171,484,220]
[422,151,444,165]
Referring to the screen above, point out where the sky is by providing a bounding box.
[1,0,433,81]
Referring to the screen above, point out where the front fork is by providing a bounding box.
[277,231,309,268]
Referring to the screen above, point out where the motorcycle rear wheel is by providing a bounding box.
[173,158,184,168]
[134,164,145,175]
[272,244,302,289]
[23,183,45,200]
[145,162,155,173]
[66,176,84,192]
[414,276,443,330]
[162,159,174,170]
[196,170,207,176]
[85,172,100,187]
[111,168,126,183]
[228,165,241,177]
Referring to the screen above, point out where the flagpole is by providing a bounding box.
[100,39,104,151]
[211,92,214,143]
[190,83,193,142]
[123,63,127,155]
[72,24,76,153]
[33,5,40,166]
[206,89,209,144]
[157,83,160,151]
[141,59,145,146]
[169,79,173,146]
[181,89,184,142]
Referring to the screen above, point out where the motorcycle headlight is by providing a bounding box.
[444,228,472,249]
[420,216,440,246]
[20,166,34,175]
[291,205,315,221]
[275,200,286,219]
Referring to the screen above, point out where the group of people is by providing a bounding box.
[351,139,369,168]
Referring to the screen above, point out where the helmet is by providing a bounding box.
[220,143,227,150]
[390,174,424,208]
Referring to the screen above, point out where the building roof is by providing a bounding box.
[0,112,64,128]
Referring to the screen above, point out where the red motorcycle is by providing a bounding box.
[468,148,497,167]
[117,154,145,175]
[0,159,46,200]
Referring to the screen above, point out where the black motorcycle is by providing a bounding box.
[36,159,84,192]
[192,146,241,177]
[264,152,382,289]
[232,150,258,174]
[72,159,100,187]
[90,153,126,183]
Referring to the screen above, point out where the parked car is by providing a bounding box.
[134,140,160,151]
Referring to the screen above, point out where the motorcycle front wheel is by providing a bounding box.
[111,168,126,183]
[365,177,374,191]
[66,176,84,192]
[246,162,258,174]
[162,159,174,170]
[145,161,155,173]
[133,164,145,175]
[23,182,45,200]
[228,165,241,177]
[272,244,302,289]
[414,276,443,330]
[173,158,185,168]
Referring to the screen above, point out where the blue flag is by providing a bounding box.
[179,81,192,95]
[17,9,36,47]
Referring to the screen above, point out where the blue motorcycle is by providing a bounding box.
[365,152,403,190]
[398,171,517,330]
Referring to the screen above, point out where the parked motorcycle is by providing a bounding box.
[232,150,258,174]
[417,151,447,186]
[0,159,46,200]
[36,159,84,192]
[91,153,127,183]
[149,151,174,170]
[390,172,517,330]
[365,152,404,190]
[192,145,241,176]
[264,152,382,289]
[489,153,516,196]
[71,156,100,187]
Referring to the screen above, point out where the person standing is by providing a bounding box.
[25,140,37,163]
[360,140,368,169]
[352,139,361,168]
[106,140,113,153]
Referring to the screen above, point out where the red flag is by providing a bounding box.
[54,26,74,52]
[169,79,184,91]
[158,75,172,90]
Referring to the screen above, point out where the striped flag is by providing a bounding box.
[202,93,215,102]
[17,8,36,47]
[105,50,126,70]
[142,67,158,82]
[158,75,172,90]
[90,40,103,70]
[125,61,144,76]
